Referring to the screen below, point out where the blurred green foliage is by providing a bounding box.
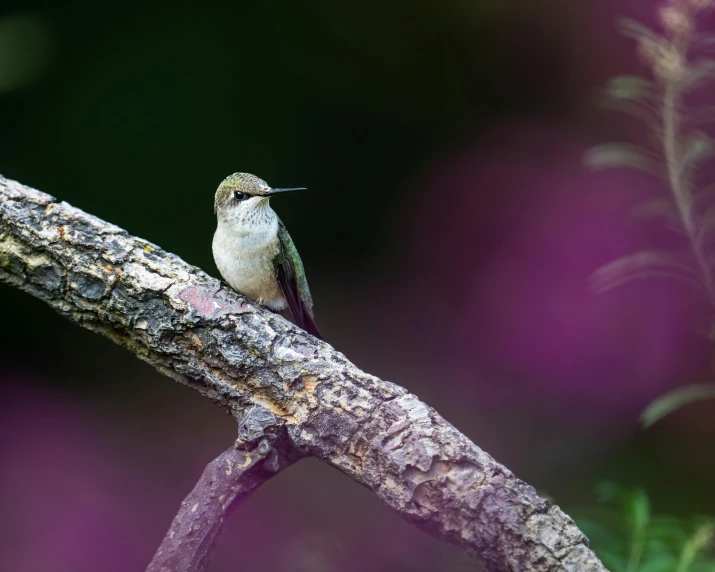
[575,483,715,572]
[0,12,51,93]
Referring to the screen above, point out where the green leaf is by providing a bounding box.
[682,59,715,92]
[618,18,662,43]
[697,204,715,243]
[626,488,651,532]
[641,383,715,427]
[639,555,679,572]
[573,485,715,572]
[606,76,656,102]
[631,197,682,229]
[591,250,700,294]
[599,550,630,572]
[680,131,714,172]
[649,516,692,548]
[676,521,715,572]
[601,98,660,126]
[585,143,659,174]
[645,537,677,557]
[625,488,650,572]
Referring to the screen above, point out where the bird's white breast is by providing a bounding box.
[212,215,286,310]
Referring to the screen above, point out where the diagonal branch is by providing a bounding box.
[0,175,608,572]
[147,406,298,572]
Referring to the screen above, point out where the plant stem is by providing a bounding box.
[662,65,715,308]
[627,525,645,572]
[675,521,715,572]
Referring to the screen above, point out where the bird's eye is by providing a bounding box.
[233,191,246,201]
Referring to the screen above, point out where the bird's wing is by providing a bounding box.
[274,218,321,339]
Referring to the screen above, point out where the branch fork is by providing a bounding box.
[0,175,607,572]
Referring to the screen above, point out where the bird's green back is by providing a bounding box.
[276,218,314,317]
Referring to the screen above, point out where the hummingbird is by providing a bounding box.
[212,172,321,339]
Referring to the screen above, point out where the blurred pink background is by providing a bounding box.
[2,0,715,570]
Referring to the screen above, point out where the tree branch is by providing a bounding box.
[147,406,297,572]
[0,175,608,572]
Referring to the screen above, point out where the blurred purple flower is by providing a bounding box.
[0,383,153,571]
[402,123,710,413]
[0,381,307,572]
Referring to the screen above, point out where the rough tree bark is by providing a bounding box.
[0,175,608,572]
[147,424,297,572]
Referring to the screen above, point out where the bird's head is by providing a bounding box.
[214,172,305,220]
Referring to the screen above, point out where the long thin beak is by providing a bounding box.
[264,187,307,196]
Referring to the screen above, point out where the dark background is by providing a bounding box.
[1,1,714,570]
